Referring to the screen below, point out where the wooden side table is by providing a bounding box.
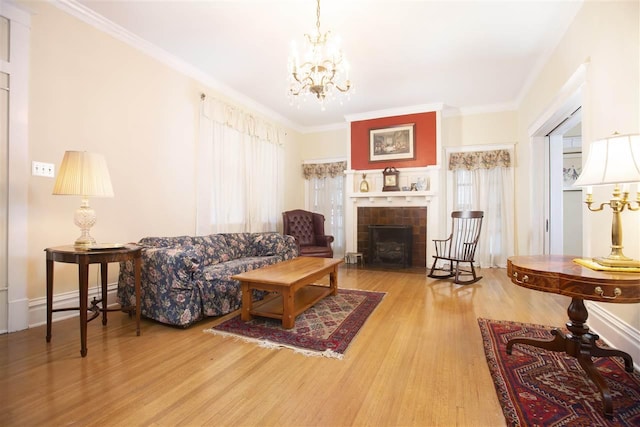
[45,244,142,357]
[507,255,640,418]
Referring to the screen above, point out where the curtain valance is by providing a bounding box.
[448,149,511,171]
[201,96,284,145]
[302,161,347,179]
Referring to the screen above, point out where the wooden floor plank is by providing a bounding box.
[0,266,570,426]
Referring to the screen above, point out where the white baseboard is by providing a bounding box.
[28,283,120,328]
[7,297,30,333]
[586,301,640,371]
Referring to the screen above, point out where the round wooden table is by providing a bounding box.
[506,255,640,418]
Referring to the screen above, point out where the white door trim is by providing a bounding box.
[1,2,31,333]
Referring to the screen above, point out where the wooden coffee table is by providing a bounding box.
[232,256,343,329]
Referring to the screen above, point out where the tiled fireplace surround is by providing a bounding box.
[358,207,426,267]
[344,167,442,268]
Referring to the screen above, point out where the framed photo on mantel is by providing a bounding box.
[369,124,416,162]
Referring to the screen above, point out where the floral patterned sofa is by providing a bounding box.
[117,232,298,327]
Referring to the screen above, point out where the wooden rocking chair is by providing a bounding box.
[428,211,484,285]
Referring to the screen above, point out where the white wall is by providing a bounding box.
[516,0,639,343]
[22,1,304,302]
[299,127,348,161]
[441,110,518,148]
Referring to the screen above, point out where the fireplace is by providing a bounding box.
[357,207,427,267]
[368,225,413,268]
[345,167,440,266]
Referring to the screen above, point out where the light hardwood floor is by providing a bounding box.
[0,266,570,426]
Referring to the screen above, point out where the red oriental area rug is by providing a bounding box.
[206,289,385,359]
[478,318,640,426]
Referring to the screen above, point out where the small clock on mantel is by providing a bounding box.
[382,167,400,192]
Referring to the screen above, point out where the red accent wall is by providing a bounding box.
[351,112,437,170]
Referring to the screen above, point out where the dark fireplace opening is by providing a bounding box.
[368,225,413,268]
[357,207,427,268]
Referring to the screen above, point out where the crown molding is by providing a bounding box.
[49,0,303,132]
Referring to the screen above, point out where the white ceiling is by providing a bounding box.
[72,0,584,131]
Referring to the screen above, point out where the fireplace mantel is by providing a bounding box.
[344,167,442,265]
[349,191,435,204]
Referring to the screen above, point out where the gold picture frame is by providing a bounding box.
[369,124,416,162]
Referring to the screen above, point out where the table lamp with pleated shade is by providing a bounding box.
[53,151,114,247]
[573,133,640,268]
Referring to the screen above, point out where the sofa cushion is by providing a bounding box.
[199,256,278,315]
[143,246,200,285]
[201,255,280,281]
[253,232,290,256]
[221,233,256,259]
[193,234,231,266]
[139,235,194,248]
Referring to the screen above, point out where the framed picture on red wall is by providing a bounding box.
[369,123,416,162]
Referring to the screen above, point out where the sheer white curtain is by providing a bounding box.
[450,149,514,268]
[303,161,346,258]
[197,96,284,234]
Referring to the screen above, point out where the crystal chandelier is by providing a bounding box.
[288,0,352,109]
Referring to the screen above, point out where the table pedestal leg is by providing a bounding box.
[506,297,634,419]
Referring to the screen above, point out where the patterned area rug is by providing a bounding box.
[205,289,385,359]
[478,318,640,426]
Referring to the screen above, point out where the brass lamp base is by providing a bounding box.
[592,256,640,269]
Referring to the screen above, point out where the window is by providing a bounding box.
[197,97,284,234]
[448,147,514,268]
[303,160,346,258]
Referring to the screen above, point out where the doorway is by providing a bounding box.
[547,113,583,256]
[529,64,587,257]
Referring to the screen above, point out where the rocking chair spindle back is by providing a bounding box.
[428,210,484,285]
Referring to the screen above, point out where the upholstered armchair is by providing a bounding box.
[282,209,334,258]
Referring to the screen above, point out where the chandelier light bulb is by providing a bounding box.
[287,0,352,109]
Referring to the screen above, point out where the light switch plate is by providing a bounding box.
[32,161,55,178]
